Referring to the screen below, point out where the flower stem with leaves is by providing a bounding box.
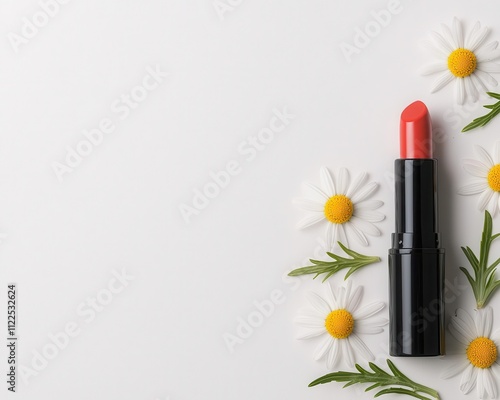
[460,211,500,308]
[287,242,380,281]
[309,359,440,400]
[462,92,500,132]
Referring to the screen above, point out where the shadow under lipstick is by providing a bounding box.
[389,100,445,357]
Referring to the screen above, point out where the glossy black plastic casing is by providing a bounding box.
[389,159,445,356]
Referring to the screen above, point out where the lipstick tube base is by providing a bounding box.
[388,249,445,356]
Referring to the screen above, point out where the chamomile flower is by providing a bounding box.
[294,167,384,250]
[441,308,500,399]
[458,142,500,216]
[295,281,388,369]
[421,17,500,104]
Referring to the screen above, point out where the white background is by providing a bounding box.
[1,0,500,399]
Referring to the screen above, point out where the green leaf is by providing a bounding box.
[461,246,479,273]
[308,359,439,400]
[375,388,433,400]
[287,242,380,281]
[460,211,500,308]
[487,91,500,100]
[462,93,500,132]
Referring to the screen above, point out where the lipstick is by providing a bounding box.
[389,100,445,357]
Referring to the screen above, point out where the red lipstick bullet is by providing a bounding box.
[400,100,432,159]
[389,101,445,357]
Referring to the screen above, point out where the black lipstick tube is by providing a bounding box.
[389,104,445,357]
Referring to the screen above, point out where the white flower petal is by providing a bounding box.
[344,223,368,247]
[350,182,378,204]
[326,338,340,370]
[421,39,448,57]
[320,167,336,196]
[353,209,385,222]
[449,323,473,346]
[483,40,498,51]
[326,223,337,252]
[478,189,495,211]
[342,281,352,310]
[348,334,374,362]
[476,40,500,58]
[483,367,497,399]
[465,21,480,49]
[456,78,466,105]
[475,70,498,87]
[456,309,478,338]
[477,368,485,400]
[346,172,368,198]
[494,141,500,164]
[307,292,331,315]
[460,364,478,394]
[336,285,345,310]
[293,198,324,212]
[488,192,499,217]
[476,49,500,62]
[357,318,388,327]
[420,62,448,76]
[296,328,326,340]
[295,315,325,328]
[347,285,363,313]
[297,306,323,319]
[353,302,385,320]
[337,168,350,195]
[471,72,488,91]
[337,224,348,248]
[441,359,469,379]
[477,307,493,337]
[467,23,490,52]
[296,213,325,229]
[463,158,490,177]
[324,283,338,310]
[350,217,381,237]
[465,76,479,102]
[314,335,333,360]
[458,181,489,195]
[430,71,454,93]
[303,182,329,201]
[478,61,500,73]
[337,283,348,310]
[475,145,495,168]
[355,200,383,211]
[342,338,355,367]
[354,325,384,334]
[453,17,464,48]
[440,22,457,49]
[431,31,454,53]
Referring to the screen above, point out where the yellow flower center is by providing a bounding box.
[324,195,353,224]
[488,165,500,192]
[466,337,498,369]
[325,309,354,339]
[447,48,477,78]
